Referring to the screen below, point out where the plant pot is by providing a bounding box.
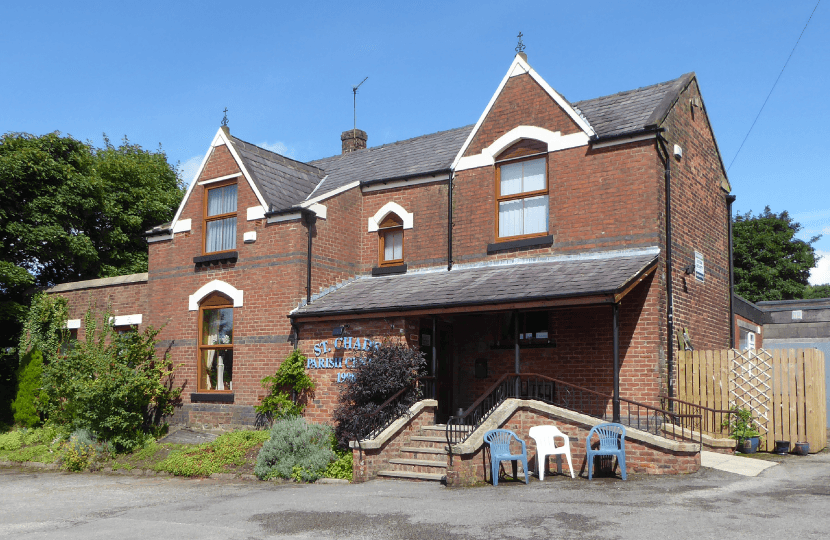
[738,436,760,454]
[774,440,790,455]
[792,442,810,455]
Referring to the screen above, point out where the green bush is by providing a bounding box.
[156,430,269,477]
[323,440,353,481]
[60,429,103,471]
[332,341,426,448]
[12,349,43,427]
[0,426,65,463]
[255,349,315,424]
[254,417,334,482]
[38,311,181,452]
[0,430,23,451]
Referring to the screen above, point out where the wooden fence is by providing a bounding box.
[676,348,826,453]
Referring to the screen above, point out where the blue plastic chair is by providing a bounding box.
[586,423,627,480]
[484,429,529,486]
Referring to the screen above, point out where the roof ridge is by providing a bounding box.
[309,124,475,164]
[573,73,691,106]
[229,135,325,175]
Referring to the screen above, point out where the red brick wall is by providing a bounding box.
[662,79,731,352]
[464,73,581,156]
[453,140,662,265]
[294,317,419,424]
[54,280,148,339]
[447,406,700,486]
[309,187,362,295]
[146,141,311,427]
[361,182,449,271]
[734,314,763,349]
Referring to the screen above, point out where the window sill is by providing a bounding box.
[193,251,238,265]
[487,235,553,254]
[372,264,407,276]
[190,392,235,403]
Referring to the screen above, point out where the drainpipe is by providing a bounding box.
[727,194,736,348]
[656,134,675,401]
[302,209,317,304]
[447,172,454,271]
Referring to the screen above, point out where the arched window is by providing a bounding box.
[198,293,234,392]
[378,213,404,267]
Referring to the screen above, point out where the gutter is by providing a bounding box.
[359,168,451,188]
[264,205,302,218]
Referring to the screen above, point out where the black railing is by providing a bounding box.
[359,376,435,442]
[445,374,703,457]
[660,395,733,438]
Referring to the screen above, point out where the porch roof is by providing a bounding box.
[291,248,658,320]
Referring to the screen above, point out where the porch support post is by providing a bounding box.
[514,310,521,397]
[431,317,438,400]
[612,302,621,423]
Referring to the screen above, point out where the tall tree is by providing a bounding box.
[733,206,819,302]
[0,132,184,422]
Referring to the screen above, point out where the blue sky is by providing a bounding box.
[2,1,828,283]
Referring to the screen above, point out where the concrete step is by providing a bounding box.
[399,446,448,455]
[388,458,448,469]
[409,435,446,444]
[377,470,445,482]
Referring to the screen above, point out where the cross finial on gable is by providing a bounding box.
[515,32,525,54]
[221,107,229,127]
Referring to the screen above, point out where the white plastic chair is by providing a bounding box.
[529,425,575,480]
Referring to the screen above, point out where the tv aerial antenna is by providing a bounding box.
[352,76,368,135]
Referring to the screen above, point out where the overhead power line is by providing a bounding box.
[728,0,821,172]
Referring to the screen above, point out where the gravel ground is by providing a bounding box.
[2,447,829,540]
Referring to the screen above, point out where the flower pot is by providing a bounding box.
[792,442,810,455]
[774,440,790,455]
[738,436,760,454]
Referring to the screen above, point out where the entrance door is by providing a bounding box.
[435,324,454,423]
[419,319,454,423]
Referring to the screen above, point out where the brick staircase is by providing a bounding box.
[376,425,453,482]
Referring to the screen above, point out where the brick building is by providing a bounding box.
[51,54,734,479]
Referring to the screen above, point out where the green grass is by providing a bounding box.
[155,430,271,477]
[0,426,63,464]
[1,426,353,481]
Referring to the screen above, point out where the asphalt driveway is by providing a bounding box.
[2,451,829,539]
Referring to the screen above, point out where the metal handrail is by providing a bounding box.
[659,395,734,437]
[358,376,435,442]
[445,373,703,454]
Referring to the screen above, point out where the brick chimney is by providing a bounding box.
[341,129,367,154]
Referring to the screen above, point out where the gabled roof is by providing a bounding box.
[228,136,325,212]
[307,125,473,196]
[574,73,694,139]
[149,69,708,236]
[291,249,658,318]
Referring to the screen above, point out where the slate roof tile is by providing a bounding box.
[228,136,326,212]
[180,74,690,218]
[307,125,474,194]
[574,73,693,138]
[293,252,658,317]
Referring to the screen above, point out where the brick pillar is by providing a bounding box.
[341,129,367,153]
